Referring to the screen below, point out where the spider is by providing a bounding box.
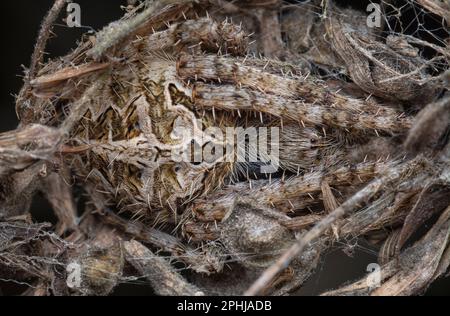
[0,0,449,296]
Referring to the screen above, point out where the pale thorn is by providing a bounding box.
[304,72,310,81]
[158,190,163,208]
[301,120,306,128]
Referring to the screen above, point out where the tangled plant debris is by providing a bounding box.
[0,0,449,296]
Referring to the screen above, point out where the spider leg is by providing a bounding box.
[179,55,412,134]
[245,156,428,295]
[17,0,73,123]
[146,17,249,55]
[187,160,396,236]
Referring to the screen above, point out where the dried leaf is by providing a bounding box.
[405,96,450,154]
[379,229,401,265]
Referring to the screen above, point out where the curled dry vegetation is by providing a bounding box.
[0,0,449,296]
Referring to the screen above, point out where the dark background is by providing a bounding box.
[0,0,125,133]
[0,0,448,296]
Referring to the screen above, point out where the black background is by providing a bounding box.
[0,0,448,296]
[0,0,125,133]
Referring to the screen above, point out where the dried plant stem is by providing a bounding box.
[29,0,66,80]
[16,0,67,121]
[124,240,204,296]
[180,54,412,135]
[100,209,222,274]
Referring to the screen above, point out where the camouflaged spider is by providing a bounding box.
[19,1,411,221]
[1,0,449,296]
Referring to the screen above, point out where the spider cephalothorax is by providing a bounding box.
[66,58,234,224]
[23,11,250,225]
